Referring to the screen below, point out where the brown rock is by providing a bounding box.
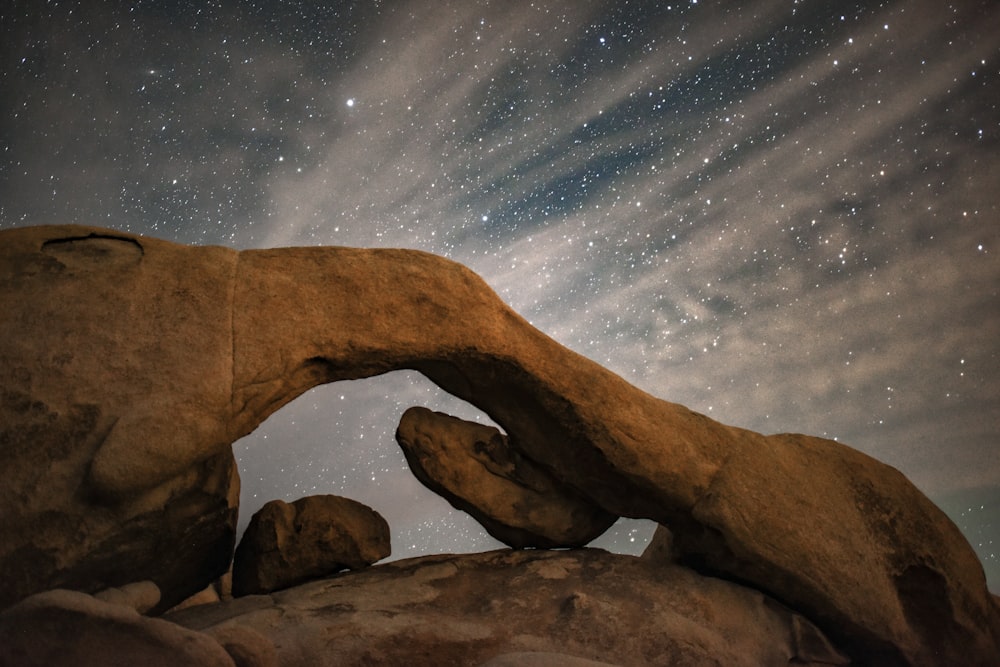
[639,524,675,563]
[229,238,1000,664]
[0,226,239,612]
[1,224,997,664]
[171,583,222,612]
[169,548,849,667]
[477,653,622,667]
[204,625,278,667]
[396,406,617,548]
[232,495,390,596]
[0,588,235,667]
[93,580,161,614]
[479,651,618,667]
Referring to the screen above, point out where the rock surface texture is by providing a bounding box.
[1,224,998,665]
[0,588,238,667]
[169,549,849,667]
[0,226,240,613]
[396,407,617,547]
[232,494,390,596]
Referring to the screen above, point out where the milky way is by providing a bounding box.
[2,0,998,587]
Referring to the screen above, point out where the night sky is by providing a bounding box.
[2,1,997,589]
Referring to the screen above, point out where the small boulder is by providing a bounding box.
[93,580,161,614]
[232,495,390,596]
[396,407,617,548]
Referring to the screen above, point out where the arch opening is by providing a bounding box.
[233,370,655,561]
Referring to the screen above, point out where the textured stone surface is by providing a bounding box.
[476,654,621,667]
[0,588,236,667]
[1,224,998,664]
[232,495,390,596]
[396,406,616,547]
[170,549,849,667]
[203,625,278,667]
[0,226,240,613]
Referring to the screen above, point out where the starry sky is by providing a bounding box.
[2,0,998,589]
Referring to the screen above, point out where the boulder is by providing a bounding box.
[396,406,617,548]
[169,548,849,667]
[232,495,390,596]
[93,580,161,614]
[1,224,997,664]
[0,588,236,667]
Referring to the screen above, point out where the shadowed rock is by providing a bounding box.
[232,495,390,596]
[93,580,161,614]
[0,588,237,667]
[396,406,617,548]
[1,224,998,665]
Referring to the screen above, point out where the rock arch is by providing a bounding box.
[1,224,997,665]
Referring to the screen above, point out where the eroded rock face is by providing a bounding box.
[0,226,240,613]
[1,224,998,665]
[232,495,390,596]
[170,549,850,667]
[396,407,617,548]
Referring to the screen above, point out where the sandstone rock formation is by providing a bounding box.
[396,406,617,547]
[169,548,850,667]
[1,224,998,665]
[232,495,390,596]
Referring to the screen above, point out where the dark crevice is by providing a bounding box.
[41,232,144,255]
[40,233,144,270]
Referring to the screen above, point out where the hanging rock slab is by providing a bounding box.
[396,406,617,548]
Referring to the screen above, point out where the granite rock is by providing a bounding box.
[232,495,390,596]
[396,406,616,548]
